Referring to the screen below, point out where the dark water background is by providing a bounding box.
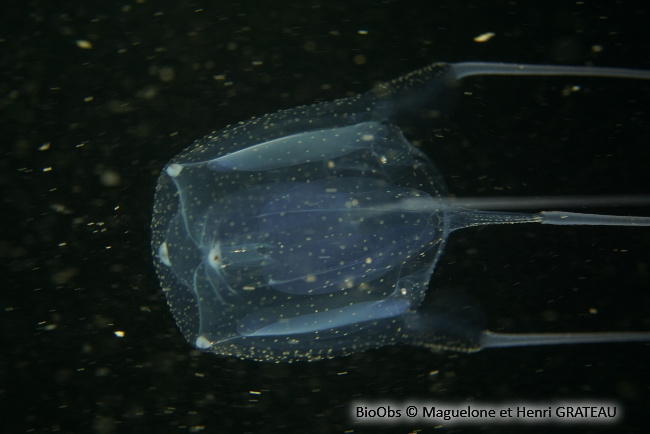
[3,1,650,432]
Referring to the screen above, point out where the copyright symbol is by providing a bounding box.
[406,406,417,417]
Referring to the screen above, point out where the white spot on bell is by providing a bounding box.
[166,163,183,177]
[195,335,212,349]
[158,242,171,266]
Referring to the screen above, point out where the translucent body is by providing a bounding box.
[151,62,650,361]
